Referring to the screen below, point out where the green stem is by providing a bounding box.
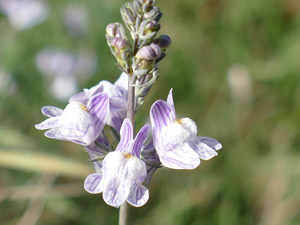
[118,73,136,225]
[118,201,128,225]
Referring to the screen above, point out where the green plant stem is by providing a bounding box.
[127,74,136,126]
[118,73,136,225]
[118,201,128,225]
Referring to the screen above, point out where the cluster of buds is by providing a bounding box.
[121,0,162,44]
[106,0,171,106]
[106,23,132,73]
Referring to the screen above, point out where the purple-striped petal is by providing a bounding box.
[101,151,147,208]
[144,166,158,186]
[190,136,221,160]
[107,111,124,132]
[68,91,88,104]
[166,88,175,111]
[35,117,60,130]
[41,95,109,146]
[115,118,133,153]
[84,173,103,194]
[132,124,150,157]
[198,136,222,151]
[44,128,86,145]
[150,100,176,154]
[114,72,128,97]
[41,106,63,117]
[109,97,127,112]
[127,184,149,207]
[100,80,123,99]
[150,100,176,133]
[160,142,200,169]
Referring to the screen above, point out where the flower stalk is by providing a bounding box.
[119,73,136,225]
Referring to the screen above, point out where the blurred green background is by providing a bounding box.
[1,0,300,224]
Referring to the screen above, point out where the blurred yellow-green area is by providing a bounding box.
[1,0,300,224]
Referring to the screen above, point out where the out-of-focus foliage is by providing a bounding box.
[0,0,300,224]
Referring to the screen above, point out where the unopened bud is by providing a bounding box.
[105,23,127,40]
[154,12,162,22]
[133,0,143,12]
[154,35,171,49]
[144,7,159,20]
[142,4,152,13]
[121,6,136,25]
[136,44,161,60]
[106,23,118,37]
[111,38,130,49]
[145,20,160,32]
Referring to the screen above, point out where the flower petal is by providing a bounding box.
[115,118,133,153]
[191,136,221,160]
[150,100,176,133]
[101,151,147,208]
[132,124,150,157]
[87,92,109,138]
[127,184,149,207]
[69,91,88,104]
[160,142,200,169]
[150,100,176,155]
[198,136,222,151]
[84,173,103,194]
[42,95,109,146]
[114,72,128,96]
[152,117,197,158]
[100,80,124,99]
[41,106,63,117]
[44,128,86,145]
[144,166,158,186]
[35,117,60,130]
[107,110,125,132]
[166,88,175,111]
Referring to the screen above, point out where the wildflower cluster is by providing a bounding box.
[36,0,222,208]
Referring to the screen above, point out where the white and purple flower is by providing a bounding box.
[84,118,150,208]
[35,92,109,146]
[150,89,222,170]
[70,72,128,132]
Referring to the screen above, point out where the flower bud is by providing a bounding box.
[105,23,127,40]
[154,35,171,49]
[142,4,152,13]
[133,0,143,12]
[154,12,162,22]
[111,38,130,49]
[136,44,161,60]
[144,7,159,20]
[121,6,136,25]
[106,23,118,37]
[145,20,160,32]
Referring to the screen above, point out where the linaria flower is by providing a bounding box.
[70,72,128,132]
[35,92,109,146]
[84,118,150,208]
[150,89,222,170]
